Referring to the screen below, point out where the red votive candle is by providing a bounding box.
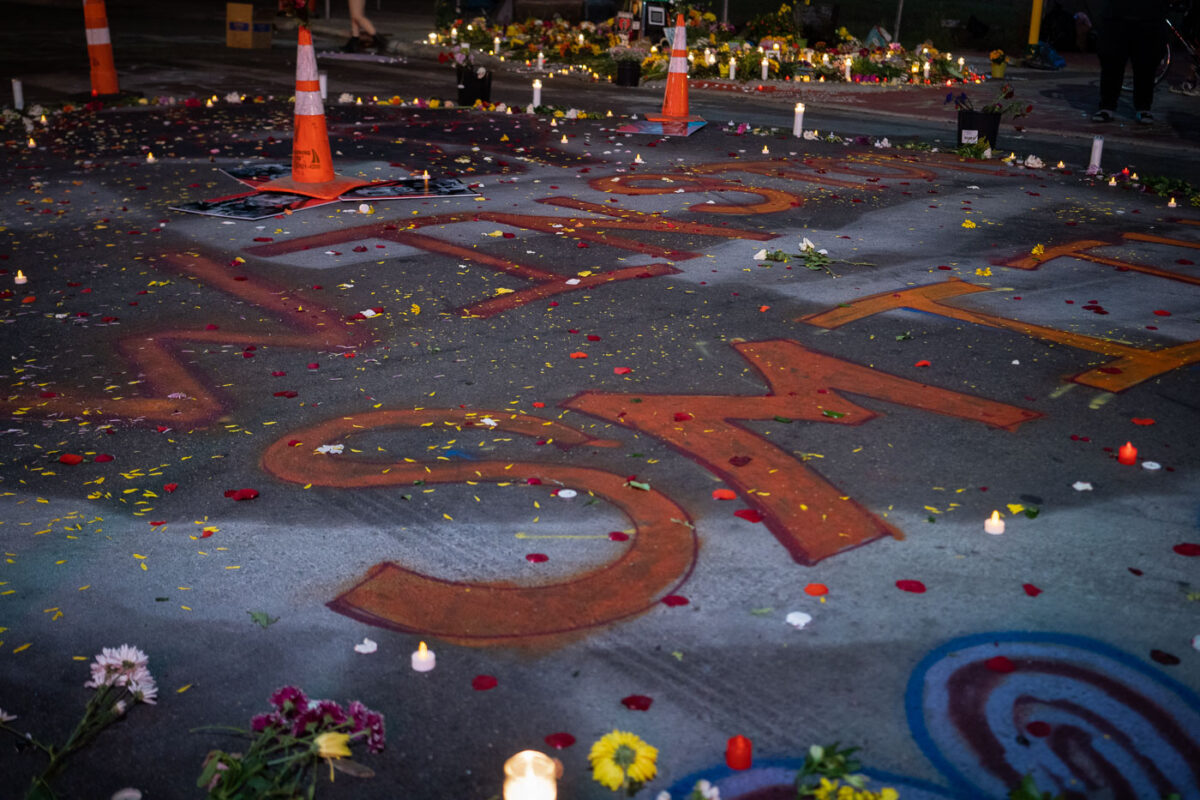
[725,735,752,770]
[1117,441,1138,465]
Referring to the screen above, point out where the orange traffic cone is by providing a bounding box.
[260,26,368,200]
[83,0,120,96]
[647,14,703,124]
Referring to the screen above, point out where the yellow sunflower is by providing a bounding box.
[588,730,658,793]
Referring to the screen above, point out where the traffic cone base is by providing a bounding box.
[258,172,370,201]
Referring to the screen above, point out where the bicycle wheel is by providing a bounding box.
[1122,43,1172,90]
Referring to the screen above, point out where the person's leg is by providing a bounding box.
[1129,18,1166,112]
[1096,22,1130,112]
[348,0,375,38]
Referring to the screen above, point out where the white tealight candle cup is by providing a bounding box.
[14,270,28,285]
[793,102,804,137]
[1168,197,1177,208]
[984,510,1005,535]
[503,750,557,800]
[411,640,436,671]
[12,78,23,111]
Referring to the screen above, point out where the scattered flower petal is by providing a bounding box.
[471,675,498,691]
[786,611,813,628]
[353,638,377,654]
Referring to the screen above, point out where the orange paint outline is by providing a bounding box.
[0,250,363,425]
[800,278,1200,393]
[260,409,697,644]
[565,340,1039,565]
[245,201,774,317]
[588,173,802,213]
[1002,234,1200,287]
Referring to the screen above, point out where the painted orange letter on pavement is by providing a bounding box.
[801,277,1200,393]
[565,340,1040,566]
[261,409,696,645]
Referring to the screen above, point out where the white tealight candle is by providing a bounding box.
[792,102,804,137]
[762,144,769,154]
[503,750,557,800]
[532,79,542,107]
[14,270,28,285]
[146,152,156,163]
[411,640,435,671]
[984,510,1005,535]
[1168,197,1177,208]
[560,134,568,144]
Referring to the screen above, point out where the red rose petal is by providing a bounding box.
[271,371,287,377]
[569,351,588,359]
[1131,418,1156,426]
[149,521,167,526]
[273,391,298,398]
[608,531,630,542]
[673,412,693,421]
[224,488,259,501]
[985,656,1016,673]
[544,732,576,750]
[471,674,498,691]
[1152,310,1172,317]
[58,453,84,465]
[1026,721,1052,738]
[914,360,932,368]
[621,694,653,711]
[1150,649,1181,665]
[712,489,737,501]
[525,553,549,563]
[613,367,632,375]
[307,363,319,370]
[896,579,926,593]
[734,509,763,523]
[804,583,829,596]
[661,594,689,607]
[729,456,752,467]
[1022,583,1043,597]
[163,483,178,493]
[94,454,114,463]
[1173,543,1200,557]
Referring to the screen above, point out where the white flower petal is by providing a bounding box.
[353,638,378,654]
[1072,481,1093,491]
[786,611,812,629]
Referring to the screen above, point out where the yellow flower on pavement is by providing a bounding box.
[962,219,976,229]
[589,730,657,792]
[314,731,351,759]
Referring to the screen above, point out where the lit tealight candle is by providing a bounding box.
[146,152,156,163]
[560,134,568,144]
[1167,197,1177,208]
[762,144,769,154]
[27,137,35,149]
[503,750,557,800]
[1117,441,1138,465]
[1108,176,1117,186]
[1056,160,1065,169]
[1130,172,1139,181]
[14,270,28,285]
[429,32,437,44]
[411,640,435,671]
[984,510,1005,535]
[633,153,644,164]
[205,98,213,108]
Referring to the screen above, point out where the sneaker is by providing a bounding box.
[1091,109,1114,122]
[1135,110,1155,124]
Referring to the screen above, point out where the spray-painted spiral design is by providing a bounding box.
[906,632,1200,800]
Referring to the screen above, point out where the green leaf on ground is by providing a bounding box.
[248,611,279,629]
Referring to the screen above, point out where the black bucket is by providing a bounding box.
[957,110,1001,148]
[614,60,641,87]
[456,67,492,106]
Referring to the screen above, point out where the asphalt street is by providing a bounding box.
[2,2,1200,799]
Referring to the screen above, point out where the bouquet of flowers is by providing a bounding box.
[945,84,1032,119]
[197,686,385,799]
[989,49,1007,65]
[0,644,158,800]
